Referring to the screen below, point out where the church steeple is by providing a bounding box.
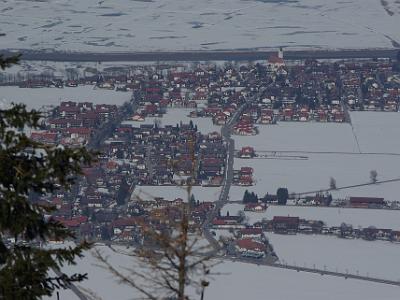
[278,47,284,59]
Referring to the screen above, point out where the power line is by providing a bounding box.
[295,177,400,197]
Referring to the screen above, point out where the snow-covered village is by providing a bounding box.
[1,1,400,299]
[2,51,400,299]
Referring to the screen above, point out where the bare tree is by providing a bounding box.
[94,209,215,299]
[237,210,249,225]
[329,177,337,190]
[94,133,218,300]
[370,170,378,184]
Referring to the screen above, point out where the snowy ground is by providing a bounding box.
[45,242,210,300]
[208,260,400,300]
[236,122,358,152]
[0,86,131,110]
[132,185,221,202]
[45,270,78,300]
[234,153,400,201]
[123,107,220,133]
[233,114,400,201]
[45,244,145,300]
[45,243,400,300]
[1,0,400,52]
[211,228,236,242]
[268,233,400,280]
[0,60,152,78]
[351,111,400,153]
[222,203,400,229]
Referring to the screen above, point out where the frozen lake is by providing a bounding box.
[1,0,400,52]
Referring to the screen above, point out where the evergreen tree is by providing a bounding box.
[0,50,95,299]
[91,211,97,223]
[329,177,337,190]
[250,192,258,203]
[243,190,258,203]
[0,52,21,71]
[115,148,124,159]
[116,179,130,206]
[100,225,111,241]
[189,194,196,208]
[277,187,289,205]
[243,190,249,203]
[82,206,90,218]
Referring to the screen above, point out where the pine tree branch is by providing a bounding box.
[0,53,21,70]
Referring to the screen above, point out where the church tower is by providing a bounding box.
[278,47,284,59]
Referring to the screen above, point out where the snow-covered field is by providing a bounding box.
[268,233,400,280]
[1,0,400,52]
[46,243,400,300]
[123,107,220,133]
[208,260,400,300]
[351,112,400,153]
[45,270,79,300]
[132,185,221,202]
[222,203,400,229]
[233,114,400,201]
[236,122,358,152]
[45,244,144,300]
[0,86,131,109]
[234,153,400,201]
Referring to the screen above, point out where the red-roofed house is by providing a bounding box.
[66,127,92,139]
[272,216,300,233]
[31,131,58,144]
[244,203,267,212]
[112,217,144,235]
[267,49,285,71]
[238,147,255,158]
[236,238,266,258]
[240,228,264,240]
[349,197,385,208]
[54,216,88,229]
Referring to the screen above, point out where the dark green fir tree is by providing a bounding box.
[0,49,95,299]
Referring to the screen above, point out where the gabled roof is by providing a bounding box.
[272,216,300,224]
[268,55,284,65]
[236,238,266,252]
[240,228,263,235]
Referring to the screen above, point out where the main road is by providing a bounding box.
[202,88,263,253]
[2,48,399,62]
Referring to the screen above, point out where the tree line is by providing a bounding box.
[242,187,289,205]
